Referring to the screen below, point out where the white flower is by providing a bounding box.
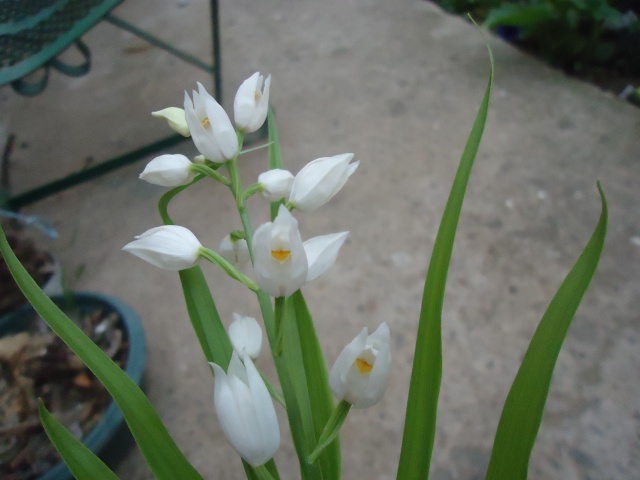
[219,235,251,267]
[289,153,359,212]
[253,205,308,297]
[234,72,271,133]
[184,82,238,162]
[329,322,391,409]
[303,232,348,283]
[139,154,196,187]
[122,225,202,271]
[210,352,280,467]
[228,313,262,359]
[258,169,294,202]
[151,107,190,137]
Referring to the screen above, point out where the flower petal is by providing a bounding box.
[229,313,263,359]
[303,231,349,283]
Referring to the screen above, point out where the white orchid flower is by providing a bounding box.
[184,82,238,162]
[139,154,196,187]
[329,322,391,409]
[219,235,251,267]
[122,225,202,271]
[258,169,294,202]
[210,352,280,467]
[289,153,359,212]
[228,313,262,359]
[234,72,271,133]
[253,205,308,297]
[151,107,190,137]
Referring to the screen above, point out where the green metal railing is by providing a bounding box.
[0,0,221,210]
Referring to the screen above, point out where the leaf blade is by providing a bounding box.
[179,266,233,366]
[0,225,203,480]
[290,291,341,479]
[38,400,120,480]
[485,183,608,480]
[396,37,494,480]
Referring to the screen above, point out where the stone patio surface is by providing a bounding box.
[1,0,639,478]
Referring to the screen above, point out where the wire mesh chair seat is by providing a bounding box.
[0,0,221,210]
[0,0,124,95]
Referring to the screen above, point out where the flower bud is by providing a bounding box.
[184,82,238,162]
[289,153,359,212]
[210,353,280,466]
[122,225,202,271]
[329,322,391,409]
[253,204,308,297]
[228,313,262,359]
[151,107,190,137]
[219,235,250,267]
[234,72,271,133]
[258,169,294,202]
[139,154,196,187]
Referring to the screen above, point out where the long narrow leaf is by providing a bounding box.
[485,183,608,480]
[268,108,284,221]
[38,400,120,480]
[179,266,233,367]
[157,177,234,368]
[276,293,324,479]
[0,226,203,480]
[397,40,494,480]
[290,291,341,479]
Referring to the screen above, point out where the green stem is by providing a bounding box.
[261,372,286,409]
[243,183,264,201]
[190,164,229,185]
[198,248,259,292]
[226,159,244,211]
[274,296,286,357]
[253,464,277,480]
[240,141,273,156]
[307,400,351,464]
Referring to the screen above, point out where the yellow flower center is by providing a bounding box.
[201,117,210,128]
[271,249,291,262]
[355,357,373,374]
[255,90,262,103]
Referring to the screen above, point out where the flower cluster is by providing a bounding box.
[122,73,390,470]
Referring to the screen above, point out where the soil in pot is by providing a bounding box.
[0,301,129,479]
[0,220,59,317]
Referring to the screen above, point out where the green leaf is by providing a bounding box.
[267,108,284,221]
[485,183,608,480]
[38,400,120,480]
[484,4,555,30]
[290,291,341,479]
[179,266,233,367]
[396,34,494,480]
[157,175,204,225]
[271,292,322,480]
[0,226,203,480]
[268,108,283,171]
[157,173,233,368]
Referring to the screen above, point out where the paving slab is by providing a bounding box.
[1,0,639,479]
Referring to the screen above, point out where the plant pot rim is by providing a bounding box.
[0,291,146,480]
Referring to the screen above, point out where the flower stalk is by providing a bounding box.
[189,163,230,185]
[307,400,351,464]
[198,248,259,291]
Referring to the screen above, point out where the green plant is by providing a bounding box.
[0,36,609,480]
[482,0,639,72]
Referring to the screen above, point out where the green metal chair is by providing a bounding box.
[0,0,221,209]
